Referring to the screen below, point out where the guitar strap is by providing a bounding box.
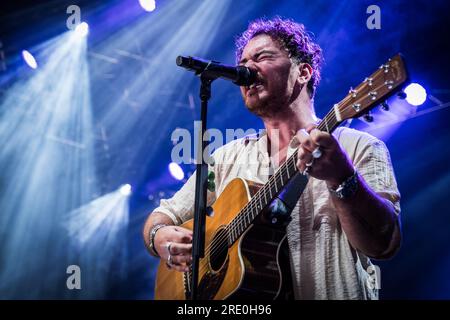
[268,172,309,224]
[269,172,309,300]
[276,172,309,212]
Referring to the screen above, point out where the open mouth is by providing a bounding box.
[245,80,264,95]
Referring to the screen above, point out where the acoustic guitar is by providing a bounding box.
[155,54,408,300]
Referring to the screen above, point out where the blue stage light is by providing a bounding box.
[405,83,427,106]
[169,162,184,181]
[139,0,156,12]
[75,22,89,37]
[22,50,38,69]
[119,184,132,196]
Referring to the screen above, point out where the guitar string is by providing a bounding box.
[207,103,340,242]
[220,77,394,238]
[192,79,395,275]
[185,68,400,281]
[218,75,398,250]
[193,138,301,275]
[195,109,342,274]
[199,108,336,258]
[194,97,360,275]
[193,158,295,276]
[194,155,299,276]
[196,104,350,272]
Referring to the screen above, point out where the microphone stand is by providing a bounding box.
[190,72,216,300]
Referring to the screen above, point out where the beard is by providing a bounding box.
[244,87,293,118]
[244,80,304,118]
[245,96,283,118]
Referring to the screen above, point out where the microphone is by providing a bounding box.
[176,55,257,86]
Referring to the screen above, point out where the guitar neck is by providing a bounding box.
[226,53,408,246]
[226,109,342,244]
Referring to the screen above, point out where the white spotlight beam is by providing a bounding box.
[65,187,130,298]
[0,32,97,298]
[91,0,233,184]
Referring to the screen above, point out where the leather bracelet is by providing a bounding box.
[148,224,168,257]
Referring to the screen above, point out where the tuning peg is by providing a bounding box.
[381,101,390,111]
[385,80,394,90]
[364,77,373,86]
[397,91,407,99]
[363,112,374,122]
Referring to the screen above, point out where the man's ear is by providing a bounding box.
[297,63,313,85]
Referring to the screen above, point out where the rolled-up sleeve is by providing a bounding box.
[153,163,218,225]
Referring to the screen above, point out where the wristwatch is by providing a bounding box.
[328,169,359,199]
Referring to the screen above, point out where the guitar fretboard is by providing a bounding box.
[225,107,342,244]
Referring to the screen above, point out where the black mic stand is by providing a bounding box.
[190,72,216,300]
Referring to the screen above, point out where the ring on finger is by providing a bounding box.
[166,241,173,255]
[312,147,322,159]
[306,159,314,167]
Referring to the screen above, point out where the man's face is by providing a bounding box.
[239,34,300,117]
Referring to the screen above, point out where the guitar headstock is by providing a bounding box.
[334,54,409,122]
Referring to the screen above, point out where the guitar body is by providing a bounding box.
[155,178,293,300]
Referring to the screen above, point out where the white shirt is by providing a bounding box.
[154,127,401,300]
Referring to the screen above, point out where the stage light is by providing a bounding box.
[139,0,156,12]
[0,31,95,298]
[1,0,234,298]
[169,162,184,181]
[22,50,37,69]
[119,184,132,196]
[66,187,130,298]
[405,83,427,106]
[75,22,89,37]
[93,0,232,188]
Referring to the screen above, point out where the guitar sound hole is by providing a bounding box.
[209,228,229,272]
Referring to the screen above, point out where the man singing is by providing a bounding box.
[143,17,402,300]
